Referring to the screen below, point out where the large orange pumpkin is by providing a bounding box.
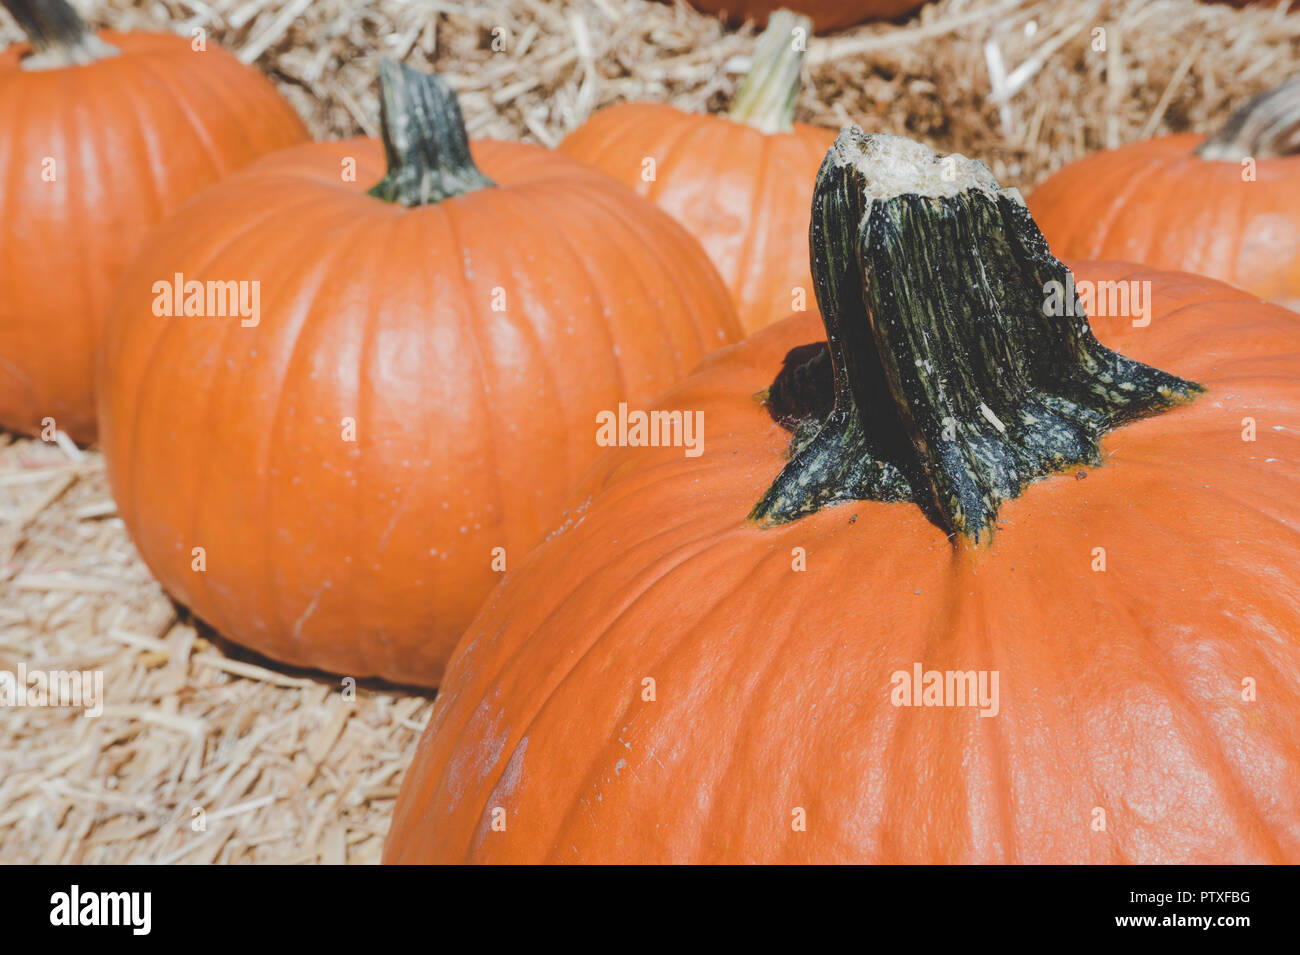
[1030,76,1300,311]
[386,131,1300,863]
[0,0,308,444]
[683,1,927,32]
[97,62,740,687]
[560,11,837,333]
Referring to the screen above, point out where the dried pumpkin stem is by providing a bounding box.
[728,9,812,135]
[1198,76,1300,161]
[368,59,495,208]
[3,0,118,69]
[753,129,1203,544]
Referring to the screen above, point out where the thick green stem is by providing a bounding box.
[368,59,495,208]
[1198,76,1300,161]
[753,130,1202,544]
[728,9,812,135]
[2,0,117,68]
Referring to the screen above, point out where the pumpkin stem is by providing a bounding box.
[1198,76,1300,161]
[2,0,118,68]
[728,9,812,135]
[367,59,495,208]
[752,129,1203,544]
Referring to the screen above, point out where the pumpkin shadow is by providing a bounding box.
[170,599,437,701]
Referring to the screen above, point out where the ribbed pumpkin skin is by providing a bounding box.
[386,263,1300,863]
[98,138,740,687]
[0,32,308,443]
[560,104,836,333]
[685,0,926,31]
[1030,134,1300,310]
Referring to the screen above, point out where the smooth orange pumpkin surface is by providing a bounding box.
[386,133,1300,863]
[560,11,837,333]
[0,0,308,444]
[1030,78,1300,311]
[98,64,740,687]
[684,0,926,31]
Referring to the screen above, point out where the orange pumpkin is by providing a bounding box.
[560,11,836,333]
[386,131,1300,863]
[684,0,926,32]
[1030,77,1300,311]
[97,62,740,687]
[0,0,308,444]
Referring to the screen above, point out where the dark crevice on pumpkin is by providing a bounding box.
[1198,75,1300,161]
[727,9,812,135]
[368,59,496,208]
[3,0,119,69]
[752,129,1203,544]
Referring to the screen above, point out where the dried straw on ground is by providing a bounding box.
[1,0,1297,864]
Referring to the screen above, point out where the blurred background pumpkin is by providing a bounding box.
[1030,76,1300,310]
[0,0,308,444]
[561,10,837,332]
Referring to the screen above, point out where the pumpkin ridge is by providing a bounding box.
[356,210,448,677]
[505,183,628,483]
[991,481,1297,863]
[643,110,717,206]
[302,213,392,675]
[534,536,787,862]
[62,67,102,336]
[569,177,715,371]
[183,198,366,648]
[976,563,1115,864]
[437,197,511,590]
[106,55,171,227]
[468,189,576,535]
[1083,550,1294,863]
[1223,161,1258,287]
[472,186,596,548]
[1091,151,1176,260]
[1166,156,1242,280]
[129,49,243,183]
[878,547,978,860]
[416,518,761,859]
[550,523,820,863]
[115,190,331,539]
[972,578,1041,863]
[652,538,832,861]
[204,202,376,658]
[727,122,773,322]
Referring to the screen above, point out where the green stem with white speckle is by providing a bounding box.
[368,59,495,208]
